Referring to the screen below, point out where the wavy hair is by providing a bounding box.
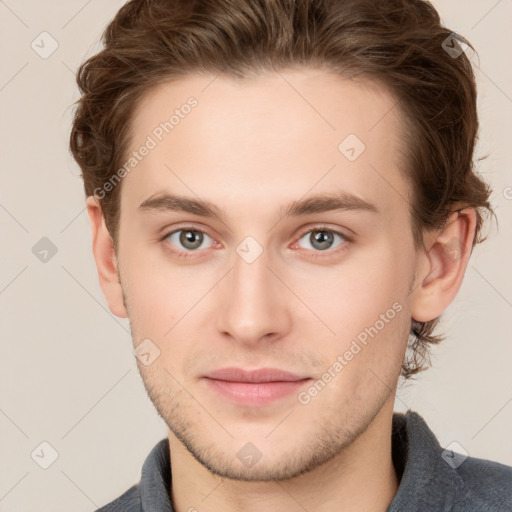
[69,0,495,378]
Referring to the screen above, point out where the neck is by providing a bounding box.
[169,401,398,512]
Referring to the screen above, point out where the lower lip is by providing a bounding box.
[203,378,312,406]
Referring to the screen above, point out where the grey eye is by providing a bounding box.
[298,229,345,251]
[167,229,212,251]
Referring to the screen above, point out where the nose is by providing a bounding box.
[215,245,292,347]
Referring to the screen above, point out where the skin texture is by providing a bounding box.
[87,69,476,512]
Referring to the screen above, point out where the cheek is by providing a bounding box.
[119,242,220,347]
[118,243,175,336]
[124,277,187,340]
[300,247,411,334]
[293,245,413,388]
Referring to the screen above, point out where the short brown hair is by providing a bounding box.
[69,0,495,378]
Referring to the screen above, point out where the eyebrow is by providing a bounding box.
[138,191,379,221]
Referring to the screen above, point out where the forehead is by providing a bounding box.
[123,69,410,222]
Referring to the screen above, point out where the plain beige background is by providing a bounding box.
[0,1,511,510]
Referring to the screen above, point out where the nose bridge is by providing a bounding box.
[215,240,290,344]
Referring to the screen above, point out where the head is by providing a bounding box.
[70,0,494,481]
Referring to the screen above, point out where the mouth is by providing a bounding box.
[202,367,312,406]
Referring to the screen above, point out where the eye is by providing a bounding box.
[161,225,351,259]
[164,228,214,252]
[296,227,349,252]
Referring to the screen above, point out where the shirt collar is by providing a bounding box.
[387,411,466,511]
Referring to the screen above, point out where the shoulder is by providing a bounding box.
[93,438,171,511]
[456,454,512,511]
[390,411,512,512]
[94,483,142,512]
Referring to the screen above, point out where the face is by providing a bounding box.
[115,69,418,480]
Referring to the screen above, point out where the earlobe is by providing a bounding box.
[411,207,477,323]
[86,196,128,318]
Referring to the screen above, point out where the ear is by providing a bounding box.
[86,196,128,318]
[411,207,477,323]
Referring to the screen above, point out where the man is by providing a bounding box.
[69,0,511,510]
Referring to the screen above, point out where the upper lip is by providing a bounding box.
[204,367,309,383]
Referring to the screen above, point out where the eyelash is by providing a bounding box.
[160,225,353,260]
[294,225,353,259]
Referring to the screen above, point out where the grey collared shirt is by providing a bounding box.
[96,411,512,511]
